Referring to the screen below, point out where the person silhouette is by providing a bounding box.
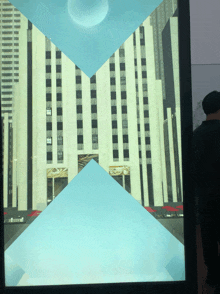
[190,90,220,291]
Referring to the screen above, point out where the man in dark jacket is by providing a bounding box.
[191,91,220,290]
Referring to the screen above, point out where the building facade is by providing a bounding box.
[1,0,183,212]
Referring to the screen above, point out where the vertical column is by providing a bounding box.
[115,48,123,162]
[145,18,163,206]
[51,43,57,165]
[170,17,183,201]
[12,84,18,207]
[96,61,111,173]
[167,108,177,202]
[32,26,47,211]
[3,113,9,208]
[124,35,142,203]
[62,55,77,182]
[136,25,149,206]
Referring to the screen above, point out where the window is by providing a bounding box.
[146,151,151,158]
[56,65,61,73]
[145,137,150,144]
[111,92,116,100]
[112,135,118,143]
[57,136,63,145]
[92,134,98,143]
[138,137,141,145]
[123,135,128,143]
[76,90,82,98]
[75,65,80,69]
[113,150,119,158]
[57,93,62,101]
[134,59,137,66]
[110,77,115,85]
[57,107,62,116]
[46,65,51,73]
[120,63,125,71]
[144,110,149,118]
[76,76,81,84]
[91,105,97,113]
[57,122,63,130]
[137,124,140,131]
[47,137,52,145]
[47,152,52,161]
[78,135,83,144]
[143,97,148,104]
[143,84,147,91]
[56,51,61,59]
[135,71,138,79]
[119,49,125,57]
[77,120,83,128]
[133,33,136,46]
[58,151,63,160]
[122,119,128,128]
[140,39,145,46]
[142,71,147,78]
[91,90,96,98]
[112,121,117,129]
[124,149,129,158]
[77,105,82,113]
[46,122,52,130]
[121,91,126,99]
[56,79,62,87]
[111,106,117,114]
[90,75,96,83]
[139,151,142,158]
[92,120,97,128]
[141,58,146,65]
[46,51,51,59]
[120,77,126,85]
[46,108,52,115]
[110,63,115,71]
[46,79,51,87]
[145,123,149,131]
[122,106,127,114]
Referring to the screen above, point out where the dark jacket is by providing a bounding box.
[190,120,220,218]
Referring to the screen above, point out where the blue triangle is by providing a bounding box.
[5,160,185,286]
[9,0,163,77]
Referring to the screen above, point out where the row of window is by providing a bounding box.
[139,151,151,158]
[1,19,20,22]
[110,77,126,85]
[46,65,61,73]
[109,63,126,71]
[46,108,62,116]
[134,58,146,66]
[135,71,147,79]
[46,79,61,87]
[46,121,150,132]
[45,91,142,101]
[46,51,61,59]
[47,151,63,161]
[47,137,63,145]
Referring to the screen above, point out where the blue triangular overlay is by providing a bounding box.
[9,0,162,77]
[5,160,185,286]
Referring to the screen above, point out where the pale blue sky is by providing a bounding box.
[10,0,162,77]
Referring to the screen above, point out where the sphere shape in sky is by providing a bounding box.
[68,0,109,28]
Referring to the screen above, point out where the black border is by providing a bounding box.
[0,0,196,293]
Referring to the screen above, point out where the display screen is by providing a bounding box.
[1,0,185,287]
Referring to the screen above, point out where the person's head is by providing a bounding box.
[202,91,220,120]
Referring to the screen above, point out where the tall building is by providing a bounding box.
[1,0,183,212]
[0,0,22,208]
